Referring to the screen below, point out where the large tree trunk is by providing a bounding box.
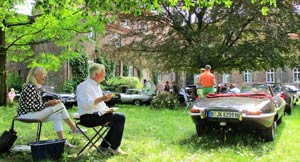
[0,28,7,106]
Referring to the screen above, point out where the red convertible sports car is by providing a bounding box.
[189,86,286,141]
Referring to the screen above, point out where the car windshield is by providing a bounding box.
[240,84,268,94]
[241,83,283,94]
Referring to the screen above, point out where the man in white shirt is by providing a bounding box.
[76,63,127,155]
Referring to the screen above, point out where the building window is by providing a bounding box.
[112,33,121,48]
[138,23,148,32]
[164,71,169,82]
[115,61,121,77]
[266,69,275,83]
[293,68,300,82]
[129,66,134,77]
[243,71,252,83]
[88,27,96,41]
[122,19,130,27]
[157,72,162,82]
[222,74,230,83]
[172,72,176,81]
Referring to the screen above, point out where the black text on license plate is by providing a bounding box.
[208,111,240,119]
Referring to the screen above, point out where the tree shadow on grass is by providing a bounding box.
[178,123,285,157]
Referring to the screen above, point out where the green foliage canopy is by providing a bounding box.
[108,1,299,73]
[0,0,277,71]
[0,0,278,106]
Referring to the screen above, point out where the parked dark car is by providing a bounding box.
[38,86,76,109]
[282,84,300,106]
[189,86,285,141]
[57,93,77,109]
[250,83,293,115]
[270,83,294,115]
[43,91,121,109]
[102,90,121,107]
[38,91,76,109]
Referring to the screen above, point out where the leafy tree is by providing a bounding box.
[0,0,277,106]
[0,0,146,106]
[106,76,142,92]
[7,72,22,92]
[0,0,105,105]
[102,1,298,74]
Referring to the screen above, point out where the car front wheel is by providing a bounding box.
[262,122,275,142]
[133,100,142,106]
[285,99,292,115]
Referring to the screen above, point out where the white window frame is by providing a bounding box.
[129,66,134,77]
[157,72,162,82]
[112,33,121,48]
[172,72,176,81]
[88,27,96,41]
[293,68,300,82]
[266,69,275,83]
[222,74,230,84]
[138,23,148,32]
[164,71,169,82]
[243,71,252,83]
[122,19,130,27]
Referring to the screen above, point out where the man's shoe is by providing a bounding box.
[107,147,128,155]
[98,146,108,152]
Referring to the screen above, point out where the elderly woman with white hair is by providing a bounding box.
[16,66,81,147]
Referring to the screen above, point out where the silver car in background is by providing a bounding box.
[119,89,153,106]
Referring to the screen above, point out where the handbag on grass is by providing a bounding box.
[0,118,17,153]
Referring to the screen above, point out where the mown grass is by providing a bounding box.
[0,103,300,162]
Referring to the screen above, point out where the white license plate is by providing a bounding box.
[208,111,240,119]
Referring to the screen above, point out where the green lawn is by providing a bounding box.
[1,103,300,162]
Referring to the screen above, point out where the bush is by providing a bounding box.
[62,79,77,93]
[62,53,88,92]
[106,76,142,92]
[151,92,179,110]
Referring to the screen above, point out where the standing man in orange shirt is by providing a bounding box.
[199,65,216,97]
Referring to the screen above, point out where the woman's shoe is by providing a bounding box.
[64,140,77,148]
[69,128,87,134]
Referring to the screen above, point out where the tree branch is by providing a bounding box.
[6,14,43,27]
[6,22,49,50]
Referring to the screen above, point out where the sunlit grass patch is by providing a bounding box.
[1,103,300,161]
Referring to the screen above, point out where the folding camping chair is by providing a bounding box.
[179,88,194,112]
[13,117,42,142]
[73,114,111,156]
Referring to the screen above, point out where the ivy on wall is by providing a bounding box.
[95,57,115,86]
[63,53,88,93]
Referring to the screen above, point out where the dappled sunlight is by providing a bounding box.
[1,103,300,161]
[178,130,275,156]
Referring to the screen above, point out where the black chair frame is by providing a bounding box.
[75,119,111,156]
[13,117,42,142]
